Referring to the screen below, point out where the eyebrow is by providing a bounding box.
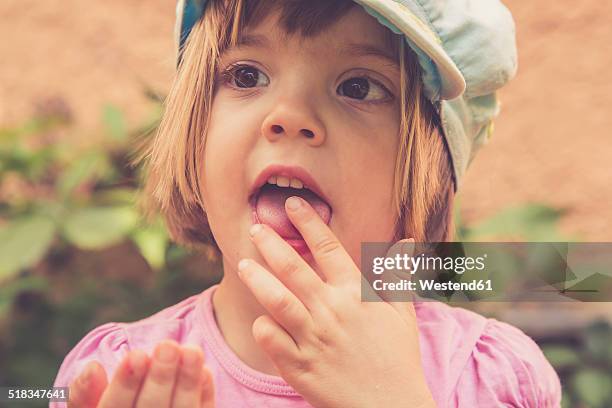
[339,43,400,68]
[235,34,271,49]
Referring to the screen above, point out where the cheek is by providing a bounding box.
[200,100,255,199]
[198,102,255,249]
[332,123,400,261]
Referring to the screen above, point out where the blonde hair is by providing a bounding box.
[133,0,455,254]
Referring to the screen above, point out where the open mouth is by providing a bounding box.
[248,168,332,255]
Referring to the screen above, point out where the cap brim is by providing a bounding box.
[355,0,466,100]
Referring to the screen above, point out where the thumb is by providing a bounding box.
[380,238,419,319]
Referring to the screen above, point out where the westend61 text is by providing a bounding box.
[372,279,493,292]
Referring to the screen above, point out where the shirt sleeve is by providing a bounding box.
[451,319,562,407]
[50,322,130,408]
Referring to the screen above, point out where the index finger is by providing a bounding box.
[284,196,357,285]
[97,350,149,408]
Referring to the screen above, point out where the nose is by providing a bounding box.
[261,103,326,146]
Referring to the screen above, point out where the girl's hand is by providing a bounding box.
[67,340,215,408]
[238,196,436,408]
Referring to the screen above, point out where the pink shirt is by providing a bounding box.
[51,284,561,407]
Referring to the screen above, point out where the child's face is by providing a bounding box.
[200,5,403,270]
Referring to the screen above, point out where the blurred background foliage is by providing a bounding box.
[0,97,222,408]
[0,98,610,408]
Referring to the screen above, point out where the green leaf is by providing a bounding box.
[56,150,111,198]
[541,345,580,370]
[466,204,566,241]
[131,222,169,270]
[23,146,57,182]
[102,104,127,141]
[0,216,56,280]
[94,188,137,206]
[61,206,139,250]
[571,369,612,407]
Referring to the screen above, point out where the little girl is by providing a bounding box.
[54,0,562,407]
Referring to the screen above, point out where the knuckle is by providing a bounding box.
[324,292,351,324]
[313,325,334,349]
[278,257,300,278]
[148,363,178,386]
[328,307,345,327]
[177,369,201,391]
[314,235,340,256]
[292,354,312,374]
[177,362,203,390]
[271,293,294,316]
[338,275,360,306]
[252,317,273,344]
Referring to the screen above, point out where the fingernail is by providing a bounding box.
[286,196,302,211]
[249,224,263,237]
[238,258,250,271]
[155,342,179,363]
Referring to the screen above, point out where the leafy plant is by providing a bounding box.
[0,98,220,405]
[455,198,579,242]
[0,99,169,286]
[541,321,612,408]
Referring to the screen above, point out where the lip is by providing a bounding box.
[248,164,331,207]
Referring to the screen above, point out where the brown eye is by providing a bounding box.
[337,76,390,102]
[227,65,269,88]
[339,78,369,99]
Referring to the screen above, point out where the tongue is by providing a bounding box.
[255,184,331,239]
